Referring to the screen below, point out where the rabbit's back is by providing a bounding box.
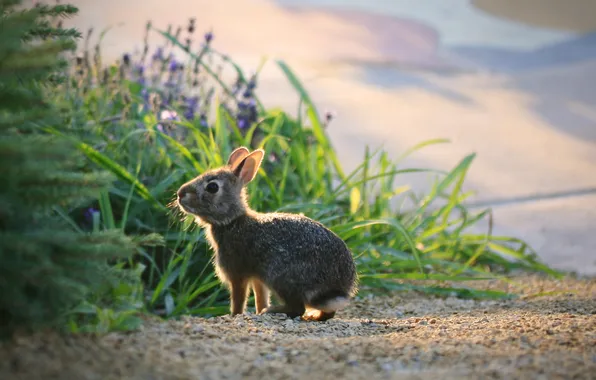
[208,211,357,296]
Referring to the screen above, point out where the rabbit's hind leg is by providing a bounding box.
[262,283,306,318]
[262,302,305,319]
[261,288,305,318]
[302,309,336,321]
[303,288,350,321]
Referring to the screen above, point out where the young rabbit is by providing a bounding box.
[176,147,358,321]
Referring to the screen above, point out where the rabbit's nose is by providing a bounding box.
[177,185,193,200]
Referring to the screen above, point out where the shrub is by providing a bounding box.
[0,1,159,338]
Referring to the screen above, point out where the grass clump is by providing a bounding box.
[40,10,560,325]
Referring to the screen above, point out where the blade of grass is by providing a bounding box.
[276,59,346,181]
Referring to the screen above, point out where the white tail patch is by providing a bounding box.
[316,296,350,313]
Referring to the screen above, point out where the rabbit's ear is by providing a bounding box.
[234,149,264,185]
[227,147,250,170]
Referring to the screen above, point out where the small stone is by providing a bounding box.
[252,357,265,368]
[380,362,393,372]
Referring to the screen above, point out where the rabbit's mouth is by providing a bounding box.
[177,194,199,215]
[178,202,197,215]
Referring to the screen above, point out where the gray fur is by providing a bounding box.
[177,147,358,321]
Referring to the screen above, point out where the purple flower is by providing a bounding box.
[241,77,257,98]
[236,99,257,129]
[204,31,213,44]
[84,207,100,224]
[184,96,200,120]
[200,114,208,127]
[134,64,146,86]
[164,79,177,88]
[231,77,243,96]
[163,93,173,107]
[187,96,199,107]
[141,88,150,102]
[169,59,178,72]
[184,110,194,120]
[152,47,164,61]
[141,89,150,110]
[247,77,256,90]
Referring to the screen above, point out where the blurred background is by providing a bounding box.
[58,0,596,274]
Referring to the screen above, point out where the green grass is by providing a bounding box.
[48,20,560,328]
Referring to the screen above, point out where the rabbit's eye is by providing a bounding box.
[206,182,219,194]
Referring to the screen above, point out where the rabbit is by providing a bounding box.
[176,147,358,321]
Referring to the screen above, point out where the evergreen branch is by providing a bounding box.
[28,26,81,40]
[0,38,76,71]
[0,0,154,339]
[33,4,79,18]
[0,0,21,10]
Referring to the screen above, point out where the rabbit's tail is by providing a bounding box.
[306,289,351,312]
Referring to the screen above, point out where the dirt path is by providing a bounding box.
[1,276,595,380]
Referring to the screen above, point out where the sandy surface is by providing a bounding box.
[1,275,595,380]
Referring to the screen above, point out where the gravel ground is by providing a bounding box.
[1,275,595,380]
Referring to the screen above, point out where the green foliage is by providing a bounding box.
[46,17,560,323]
[0,1,160,338]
